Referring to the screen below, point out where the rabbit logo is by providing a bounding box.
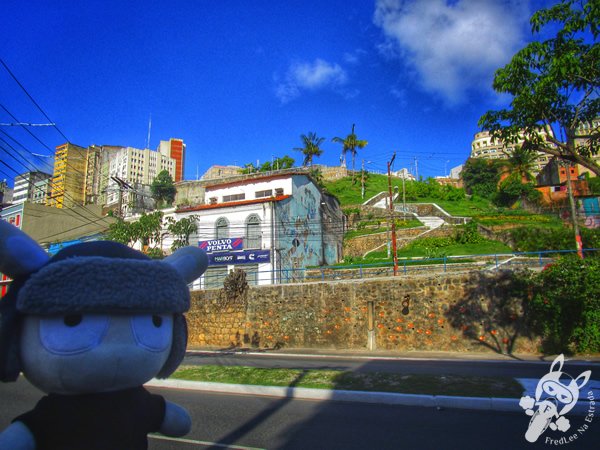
[519,354,592,443]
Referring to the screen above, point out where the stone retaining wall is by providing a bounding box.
[186,270,538,355]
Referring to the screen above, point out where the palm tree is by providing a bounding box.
[501,145,538,183]
[498,144,540,206]
[294,132,325,166]
[332,124,368,181]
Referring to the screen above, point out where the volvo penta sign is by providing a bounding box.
[208,250,270,266]
[199,238,243,253]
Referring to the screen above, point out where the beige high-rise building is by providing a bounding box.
[470,130,553,174]
[103,146,177,214]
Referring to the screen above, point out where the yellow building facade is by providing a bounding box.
[47,143,88,208]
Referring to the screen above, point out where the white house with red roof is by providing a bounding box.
[173,171,344,288]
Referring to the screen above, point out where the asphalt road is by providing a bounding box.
[183,350,600,379]
[2,378,598,449]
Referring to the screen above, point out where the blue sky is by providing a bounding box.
[1,0,557,186]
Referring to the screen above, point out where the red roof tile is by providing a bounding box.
[175,195,290,213]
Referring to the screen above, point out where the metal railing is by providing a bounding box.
[199,248,599,288]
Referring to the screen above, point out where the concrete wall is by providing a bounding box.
[187,270,539,355]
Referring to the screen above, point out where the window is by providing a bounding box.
[223,193,245,202]
[255,189,272,199]
[216,217,229,239]
[246,215,261,249]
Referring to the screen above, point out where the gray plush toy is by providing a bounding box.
[0,220,207,450]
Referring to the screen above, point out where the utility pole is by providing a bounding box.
[402,171,406,220]
[361,159,365,199]
[414,156,419,181]
[562,160,584,258]
[387,153,398,276]
[111,176,134,218]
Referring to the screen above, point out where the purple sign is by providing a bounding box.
[199,238,243,253]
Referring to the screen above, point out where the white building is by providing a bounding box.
[171,171,344,288]
[12,171,52,205]
[105,146,176,215]
[392,168,415,181]
[470,130,553,174]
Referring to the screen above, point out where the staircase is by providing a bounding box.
[358,193,468,258]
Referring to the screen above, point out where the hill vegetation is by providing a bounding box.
[324,174,597,261]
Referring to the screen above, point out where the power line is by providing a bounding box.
[0,58,70,143]
[0,141,108,226]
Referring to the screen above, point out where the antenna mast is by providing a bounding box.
[146,114,152,149]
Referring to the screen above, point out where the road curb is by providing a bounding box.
[147,378,592,414]
[147,379,594,415]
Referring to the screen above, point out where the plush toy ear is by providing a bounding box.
[0,221,49,278]
[164,246,208,284]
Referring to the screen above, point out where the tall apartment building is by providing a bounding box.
[45,139,183,212]
[87,145,124,205]
[470,130,553,174]
[104,146,177,214]
[0,180,13,206]
[12,171,52,205]
[158,138,185,182]
[47,143,88,208]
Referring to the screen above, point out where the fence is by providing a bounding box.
[200,248,599,288]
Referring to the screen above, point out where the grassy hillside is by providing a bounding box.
[324,174,563,227]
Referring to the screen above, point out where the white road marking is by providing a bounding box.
[149,434,266,450]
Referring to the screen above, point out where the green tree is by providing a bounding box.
[166,215,199,251]
[151,170,176,207]
[242,156,295,174]
[131,211,165,251]
[240,163,257,174]
[106,219,136,246]
[528,255,600,354]
[502,146,539,183]
[479,0,600,176]
[105,211,165,256]
[308,167,324,187]
[294,132,325,166]
[332,124,368,181]
[494,146,542,207]
[461,158,501,199]
[494,176,541,207]
[276,155,295,169]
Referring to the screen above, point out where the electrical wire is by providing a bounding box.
[0,58,70,143]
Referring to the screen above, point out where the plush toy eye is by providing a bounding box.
[64,314,83,327]
[130,314,172,352]
[39,315,110,355]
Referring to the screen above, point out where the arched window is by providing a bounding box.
[215,217,229,239]
[245,214,262,249]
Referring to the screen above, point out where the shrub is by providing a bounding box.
[505,226,600,252]
[453,221,485,245]
[527,256,600,354]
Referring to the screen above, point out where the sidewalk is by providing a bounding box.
[147,348,600,414]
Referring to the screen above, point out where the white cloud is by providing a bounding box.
[276,59,348,103]
[373,0,529,105]
[343,48,368,64]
